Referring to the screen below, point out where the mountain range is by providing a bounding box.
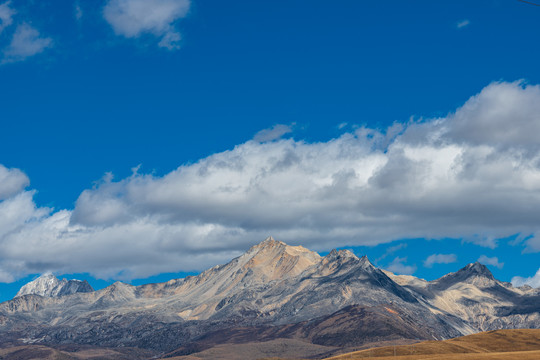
[0,237,539,359]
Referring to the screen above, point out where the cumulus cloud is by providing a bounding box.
[444,81,540,152]
[103,0,190,50]
[477,255,504,269]
[253,124,293,143]
[424,253,457,268]
[512,268,540,288]
[2,23,52,63]
[386,257,417,275]
[0,1,15,34]
[2,81,540,282]
[0,164,29,200]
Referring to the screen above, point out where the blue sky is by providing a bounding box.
[1,0,540,302]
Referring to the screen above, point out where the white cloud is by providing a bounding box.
[0,164,29,200]
[386,257,417,275]
[463,235,498,249]
[158,29,181,50]
[444,81,540,152]
[457,19,470,29]
[2,23,52,63]
[524,236,540,253]
[424,253,457,268]
[0,1,15,34]
[253,124,293,142]
[477,255,504,269]
[375,243,406,264]
[0,269,14,283]
[2,81,540,282]
[0,191,50,241]
[103,0,190,50]
[512,268,540,288]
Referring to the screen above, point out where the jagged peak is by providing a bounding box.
[358,254,370,263]
[25,272,87,283]
[432,261,495,289]
[262,235,278,244]
[16,273,61,297]
[358,254,375,268]
[325,249,359,262]
[15,273,94,298]
[229,237,322,281]
[460,262,495,279]
[37,272,56,279]
[28,272,58,282]
[248,236,285,252]
[314,250,379,279]
[247,237,320,259]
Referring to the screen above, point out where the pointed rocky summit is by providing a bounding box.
[432,261,495,290]
[239,236,322,281]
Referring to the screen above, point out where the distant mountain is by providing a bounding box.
[384,261,540,333]
[431,262,496,289]
[0,237,539,360]
[15,273,94,298]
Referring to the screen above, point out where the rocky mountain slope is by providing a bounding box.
[0,237,539,359]
[384,262,540,332]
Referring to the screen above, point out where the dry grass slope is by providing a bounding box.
[165,338,337,360]
[0,344,154,360]
[326,329,540,360]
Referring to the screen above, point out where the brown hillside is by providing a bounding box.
[0,344,155,360]
[326,329,540,359]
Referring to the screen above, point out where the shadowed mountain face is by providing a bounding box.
[0,237,539,359]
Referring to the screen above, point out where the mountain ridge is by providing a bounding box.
[1,237,539,359]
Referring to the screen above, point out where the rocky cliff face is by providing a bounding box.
[15,273,94,298]
[1,237,539,357]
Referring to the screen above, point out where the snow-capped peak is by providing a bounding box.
[15,273,94,298]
